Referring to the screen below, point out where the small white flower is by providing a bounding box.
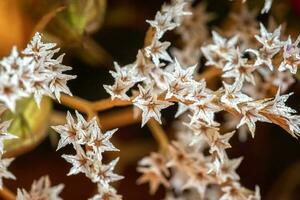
[165,58,196,100]
[146,11,178,38]
[104,79,132,100]
[145,39,173,66]
[237,101,271,137]
[94,158,124,186]
[133,85,173,126]
[221,81,253,112]
[278,36,300,74]
[16,176,64,200]
[87,128,119,159]
[62,144,92,176]
[51,111,85,150]
[255,23,283,50]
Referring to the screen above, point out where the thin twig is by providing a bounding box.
[147,119,169,153]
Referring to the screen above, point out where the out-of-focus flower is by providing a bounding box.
[16,176,64,200]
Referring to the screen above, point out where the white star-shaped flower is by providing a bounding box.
[133,85,173,126]
[51,111,85,150]
[145,39,173,66]
[146,11,178,38]
[221,81,253,112]
[278,36,300,74]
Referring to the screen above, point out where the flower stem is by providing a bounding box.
[147,119,169,154]
[91,98,132,112]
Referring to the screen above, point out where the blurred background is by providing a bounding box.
[1,0,300,199]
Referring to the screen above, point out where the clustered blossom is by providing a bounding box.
[0,0,294,199]
[0,32,76,111]
[104,0,192,127]
[138,127,260,200]
[16,176,64,200]
[103,0,300,199]
[52,111,123,199]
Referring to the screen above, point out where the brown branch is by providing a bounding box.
[60,94,93,115]
[99,107,140,131]
[49,108,140,131]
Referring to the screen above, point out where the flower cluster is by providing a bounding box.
[0,32,75,111]
[52,111,123,199]
[138,126,260,200]
[16,176,64,200]
[104,0,192,126]
[103,0,300,199]
[0,0,295,199]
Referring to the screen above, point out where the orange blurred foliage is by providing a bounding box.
[0,0,33,56]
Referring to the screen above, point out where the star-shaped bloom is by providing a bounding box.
[51,111,85,150]
[222,51,256,85]
[207,131,235,163]
[261,89,296,116]
[104,79,132,100]
[62,144,92,176]
[22,32,58,60]
[133,85,173,126]
[165,58,196,100]
[146,11,178,38]
[190,97,221,125]
[144,39,173,66]
[0,46,24,73]
[278,36,300,74]
[94,158,124,186]
[109,62,141,85]
[137,165,170,195]
[237,102,271,137]
[134,50,156,77]
[182,166,212,199]
[16,176,64,200]
[211,31,239,57]
[255,23,283,50]
[87,128,119,159]
[0,73,28,111]
[49,73,76,102]
[201,31,238,68]
[219,156,243,182]
[139,152,169,177]
[221,81,253,112]
[167,142,192,168]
